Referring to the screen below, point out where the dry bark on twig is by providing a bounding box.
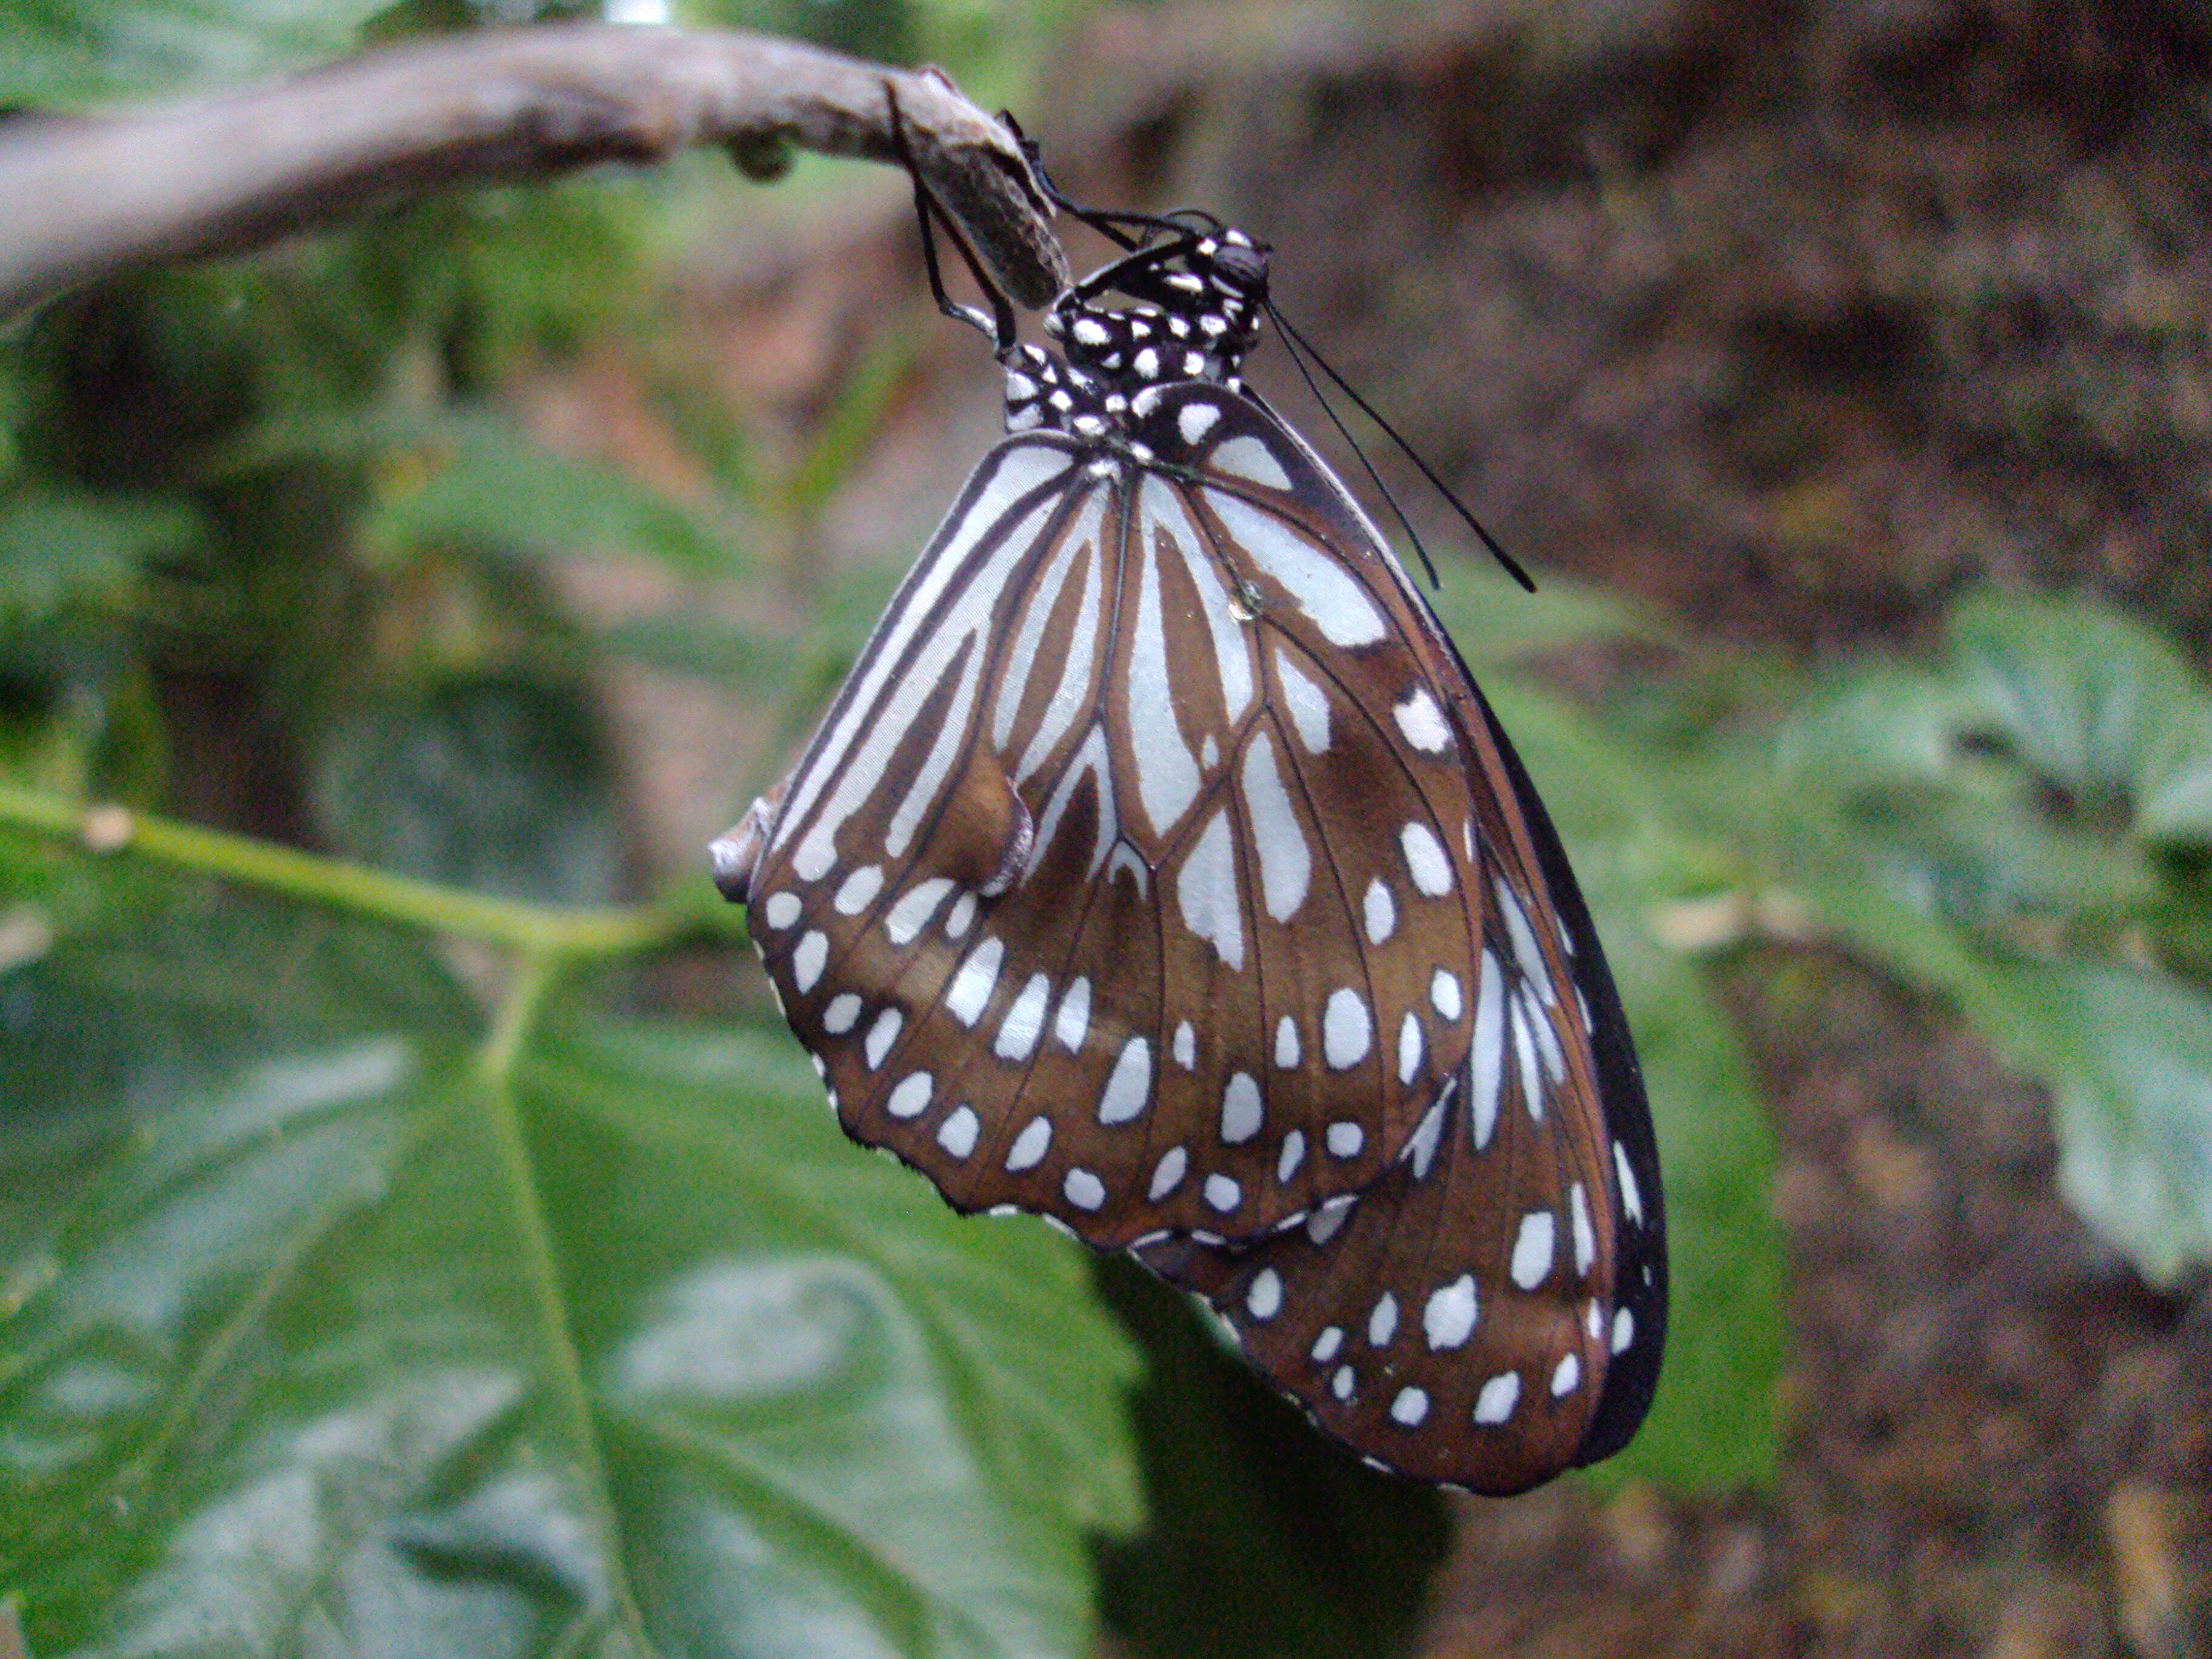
[0,23,1067,317]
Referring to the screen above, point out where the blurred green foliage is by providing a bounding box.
[5,0,2212,1655]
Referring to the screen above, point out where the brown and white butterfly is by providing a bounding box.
[714,207,1664,1495]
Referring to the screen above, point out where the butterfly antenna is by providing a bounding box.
[1264,300,1442,589]
[1266,301,1536,594]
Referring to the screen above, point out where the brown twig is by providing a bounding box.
[0,23,1067,317]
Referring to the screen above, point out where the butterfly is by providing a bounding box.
[711,144,1666,1495]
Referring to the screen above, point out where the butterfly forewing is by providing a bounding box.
[737,394,1495,1249]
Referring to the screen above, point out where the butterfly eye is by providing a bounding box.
[724,167,1665,1496]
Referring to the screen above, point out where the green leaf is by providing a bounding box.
[0,489,204,625]
[0,0,395,106]
[308,674,622,906]
[1949,587,2210,821]
[1,874,1143,1658]
[1982,960,2212,1287]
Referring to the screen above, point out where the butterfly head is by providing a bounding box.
[1011,224,1273,443]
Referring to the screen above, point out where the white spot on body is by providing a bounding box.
[1098,1037,1152,1124]
[1393,688,1452,754]
[937,1106,979,1158]
[762,892,800,930]
[1399,823,1453,897]
[1064,1168,1106,1210]
[1473,1372,1520,1425]
[1219,1073,1262,1142]
[886,1073,932,1119]
[793,930,828,993]
[946,937,1004,1027]
[865,1009,903,1070]
[1005,1116,1052,1171]
[1510,1212,1556,1290]
[995,974,1051,1062]
[1424,1276,1478,1349]
[1323,988,1372,1070]
[1072,317,1110,346]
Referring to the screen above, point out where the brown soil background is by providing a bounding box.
[625,2,2212,1653]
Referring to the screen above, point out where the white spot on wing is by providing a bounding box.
[1326,1122,1365,1158]
[1397,1011,1423,1084]
[1054,978,1091,1052]
[1273,649,1332,754]
[1064,1168,1106,1210]
[761,892,800,930]
[1145,477,1254,723]
[865,1009,903,1070]
[1241,732,1309,923]
[1393,688,1451,754]
[1179,401,1222,445]
[1275,1016,1300,1068]
[1278,1130,1305,1181]
[1323,988,1372,1070]
[1612,1308,1635,1353]
[1367,1293,1398,1346]
[1551,1353,1581,1396]
[1496,878,1553,1005]
[1149,1145,1187,1199]
[1571,1182,1596,1275]
[1390,1387,1429,1426]
[1472,951,1505,1147]
[1211,434,1293,491]
[886,1072,931,1118]
[1206,491,1387,647]
[793,930,828,993]
[1005,1116,1051,1171]
[937,1105,979,1157]
[1424,1276,1478,1349]
[995,974,1051,1061]
[1510,1212,1555,1289]
[1311,1326,1341,1362]
[1219,1073,1262,1142]
[1245,1269,1282,1319]
[1363,878,1395,943]
[1098,1037,1151,1124]
[1400,823,1453,897]
[1177,809,1244,969]
[1431,968,1463,1022]
[822,994,860,1035]
[833,865,883,915]
[946,937,1003,1027]
[1616,1140,1646,1223]
[1127,533,1202,834]
[885,877,953,945]
[1473,1372,1520,1424]
[1204,1173,1241,1213]
[1173,1021,1196,1069]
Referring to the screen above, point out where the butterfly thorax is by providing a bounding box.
[1002,227,1270,446]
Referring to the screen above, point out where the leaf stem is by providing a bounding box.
[0,783,682,957]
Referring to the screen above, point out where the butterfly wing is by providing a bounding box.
[1136,659,1667,1495]
[725,395,1505,1250]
